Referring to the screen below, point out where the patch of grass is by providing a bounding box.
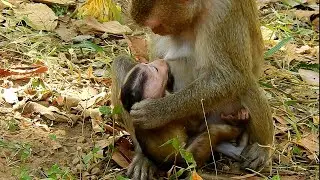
[49,134,57,141]
[52,5,68,17]
[17,166,32,180]
[82,147,104,168]
[0,139,32,162]
[7,119,20,132]
[161,137,197,179]
[46,164,75,180]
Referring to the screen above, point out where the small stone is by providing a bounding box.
[76,146,82,151]
[72,157,80,165]
[222,165,230,171]
[38,150,45,156]
[77,136,86,143]
[83,171,90,177]
[76,164,84,171]
[91,167,100,175]
[90,175,97,180]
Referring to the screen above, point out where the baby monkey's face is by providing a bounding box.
[139,59,169,99]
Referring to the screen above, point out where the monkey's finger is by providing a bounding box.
[237,111,242,120]
[132,159,143,180]
[247,156,265,170]
[127,154,140,177]
[239,132,249,147]
[140,159,150,180]
[148,165,156,180]
[131,99,152,110]
[241,109,249,120]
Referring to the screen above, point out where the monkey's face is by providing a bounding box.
[130,0,197,35]
[140,59,169,99]
[120,59,169,112]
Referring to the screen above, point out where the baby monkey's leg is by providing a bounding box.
[185,124,243,167]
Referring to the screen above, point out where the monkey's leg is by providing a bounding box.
[111,56,156,180]
[185,124,243,167]
[215,132,249,161]
[240,83,274,170]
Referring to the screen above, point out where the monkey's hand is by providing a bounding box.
[131,98,171,129]
[127,153,157,180]
[240,142,270,170]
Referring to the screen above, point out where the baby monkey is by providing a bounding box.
[120,59,249,169]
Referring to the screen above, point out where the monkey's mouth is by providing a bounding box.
[151,25,169,36]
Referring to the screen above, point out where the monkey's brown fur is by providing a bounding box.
[119,62,248,169]
[111,0,274,179]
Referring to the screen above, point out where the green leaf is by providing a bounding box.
[83,151,93,165]
[49,134,57,141]
[264,36,292,58]
[259,81,273,88]
[73,41,103,52]
[271,174,281,180]
[47,164,62,178]
[19,167,32,180]
[20,144,31,161]
[99,106,112,115]
[171,138,181,151]
[292,145,302,155]
[284,100,297,106]
[169,168,185,180]
[112,105,123,115]
[180,150,195,164]
[31,78,40,88]
[116,175,130,180]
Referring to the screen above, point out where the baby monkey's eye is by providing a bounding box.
[151,65,158,72]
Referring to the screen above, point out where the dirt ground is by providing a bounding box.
[0,0,319,179]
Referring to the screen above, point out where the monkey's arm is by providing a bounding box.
[131,64,251,129]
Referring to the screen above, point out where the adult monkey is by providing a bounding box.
[111,0,274,179]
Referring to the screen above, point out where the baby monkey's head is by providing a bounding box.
[120,59,173,112]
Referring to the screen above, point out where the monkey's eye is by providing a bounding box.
[151,65,158,72]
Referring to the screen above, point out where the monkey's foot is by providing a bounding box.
[240,142,270,170]
[127,153,157,180]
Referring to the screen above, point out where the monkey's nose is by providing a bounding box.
[144,19,160,29]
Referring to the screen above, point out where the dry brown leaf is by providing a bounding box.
[294,10,317,19]
[78,92,107,109]
[311,15,319,32]
[298,69,319,86]
[112,150,130,168]
[0,65,48,78]
[125,35,149,63]
[296,45,312,54]
[261,26,276,40]
[33,0,75,5]
[256,0,281,8]
[295,133,319,154]
[55,24,78,42]
[96,138,114,149]
[284,43,298,64]
[274,116,289,125]
[22,102,79,123]
[84,16,132,34]
[80,87,99,100]
[14,3,58,31]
